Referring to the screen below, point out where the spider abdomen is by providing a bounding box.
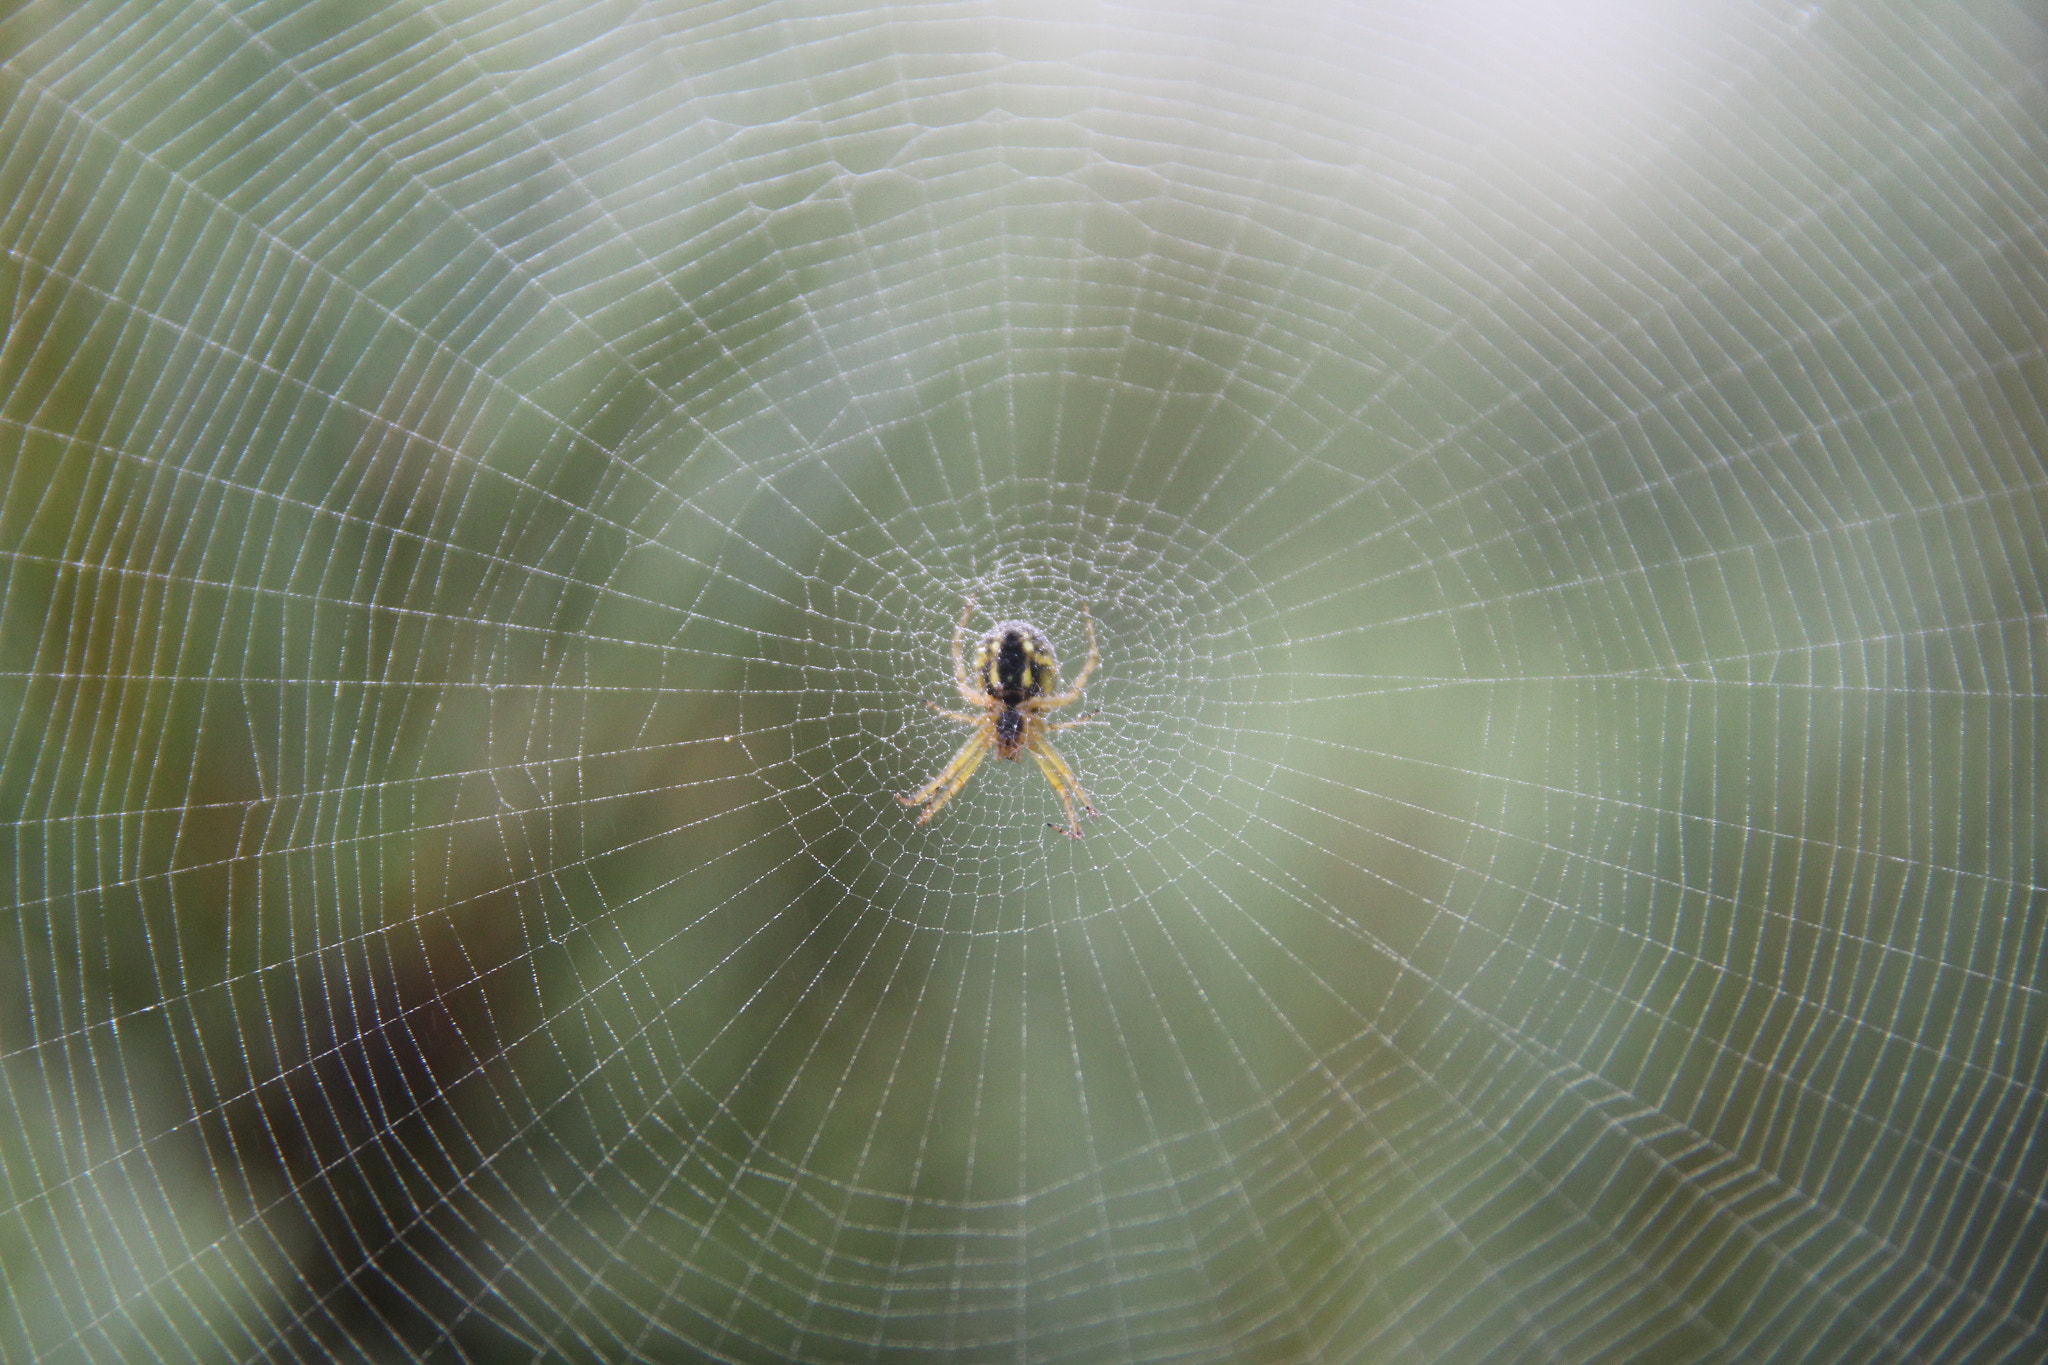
[978,622,1058,704]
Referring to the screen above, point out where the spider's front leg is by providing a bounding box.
[1026,734,1097,838]
[899,726,993,823]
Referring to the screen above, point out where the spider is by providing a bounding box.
[899,597,1100,838]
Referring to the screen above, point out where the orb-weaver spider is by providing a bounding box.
[899,598,1100,838]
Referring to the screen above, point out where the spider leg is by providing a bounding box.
[928,702,981,724]
[899,727,993,823]
[1038,604,1098,710]
[950,596,981,704]
[1048,709,1099,731]
[1026,734,1097,838]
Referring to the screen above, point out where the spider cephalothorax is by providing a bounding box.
[899,599,1099,837]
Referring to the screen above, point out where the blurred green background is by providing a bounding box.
[3,1,2044,1361]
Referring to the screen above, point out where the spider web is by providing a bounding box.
[3,0,2045,1360]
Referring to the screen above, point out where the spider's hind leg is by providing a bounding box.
[949,597,981,703]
